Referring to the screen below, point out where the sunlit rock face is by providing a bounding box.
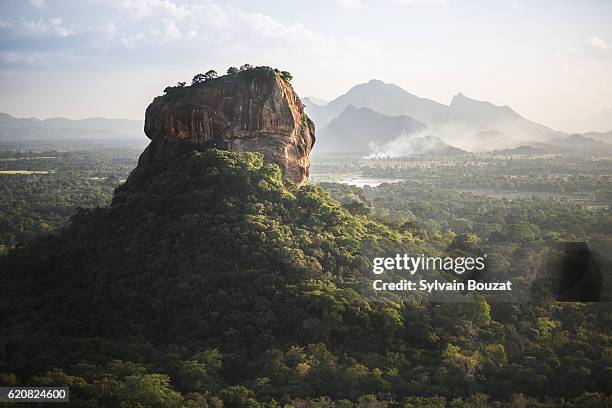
[129,72,315,186]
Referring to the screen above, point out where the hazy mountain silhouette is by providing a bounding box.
[517,134,612,154]
[548,134,612,151]
[315,105,426,154]
[302,96,328,106]
[309,79,448,128]
[496,145,546,155]
[581,129,612,144]
[0,112,144,141]
[446,93,559,142]
[305,80,575,151]
[0,126,142,141]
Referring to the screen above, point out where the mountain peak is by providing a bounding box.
[336,104,424,126]
[451,92,467,102]
[311,79,448,127]
[449,92,519,122]
[341,104,360,113]
[341,104,373,114]
[450,92,513,111]
[363,79,406,92]
[302,96,328,107]
[450,92,477,105]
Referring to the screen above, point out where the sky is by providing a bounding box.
[0,0,611,132]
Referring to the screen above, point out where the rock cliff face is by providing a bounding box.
[128,70,315,186]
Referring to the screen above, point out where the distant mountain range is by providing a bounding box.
[302,96,328,107]
[494,135,612,155]
[581,129,612,144]
[0,113,145,141]
[534,134,612,153]
[305,80,612,156]
[2,81,610,157]
[305,80,448,128]
[315,105,426,154]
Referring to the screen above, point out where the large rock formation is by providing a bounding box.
[128,68,315,186]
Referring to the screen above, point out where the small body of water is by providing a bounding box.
[340,176,403,188]
[0,170,51,175]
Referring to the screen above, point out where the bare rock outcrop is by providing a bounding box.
[127,68,315,186]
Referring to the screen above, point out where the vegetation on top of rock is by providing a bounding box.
[162,65,293,100]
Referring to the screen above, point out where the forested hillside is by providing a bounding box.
[0,149,610,407]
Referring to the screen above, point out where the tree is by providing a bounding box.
[239,64,253,71]
[506,224,536,243]
[118,374,183,407]
[204,70,218,80]
[342,201,371,216]
[176,349,223,392]
[227,66,239,75]
[450,233,481,252]
[193,71,217,86]
[219,385,258,408]
[472,296,492,326]
[176,81,186,87]
[280,70,293,82]
[192,73,206,85]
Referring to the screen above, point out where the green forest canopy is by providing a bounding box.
[0,149,610,407]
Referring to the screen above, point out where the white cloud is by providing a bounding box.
[0,19,14,29]
[95,21,117,35]
[121,18,180,46]
[393,0,448,5]
[588,35,608,50]
[331,0,448,7]
[22,18,75,37]
[2,0,378,75]
[160,18,180,41]
[120,33,146,48]
[29,0,47,9]
[100,0,190,19]
[114,1,363,53]
[330,0,367,10]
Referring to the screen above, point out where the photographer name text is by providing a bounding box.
[373,279,512,292]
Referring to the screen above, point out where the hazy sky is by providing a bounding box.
[0,0,611,132]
